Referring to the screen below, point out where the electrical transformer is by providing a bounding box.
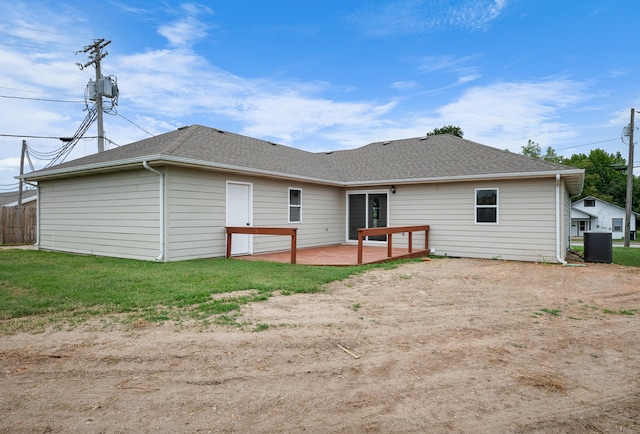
[86,76,118,101]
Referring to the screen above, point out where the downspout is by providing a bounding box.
[555,174,567,265]
[25,180,39,247]
[143,161,164,261]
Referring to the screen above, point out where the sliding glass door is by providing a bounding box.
[347,192,388,242]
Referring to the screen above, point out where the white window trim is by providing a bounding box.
[475,188,499,224]
[344,189,391,243]
[288,187,302,223]
[612,218,623,232]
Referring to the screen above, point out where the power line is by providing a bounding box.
[0,21,91,40]
[0,41,76,51]
[0,30,81,49]
[0,134,96,139]
[0,183,21,192]
[117,112,155,137]
[555,138,619,151]
[0,94,84,103]
[44,105,98,167]
[0,85,81,98]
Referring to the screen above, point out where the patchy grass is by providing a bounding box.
[0,250,402,333]
[539,308,562,316]
[603,308,638,316]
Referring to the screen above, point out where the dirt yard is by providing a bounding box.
[1,258,639,433]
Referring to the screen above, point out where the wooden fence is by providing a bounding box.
[1,206,37,245]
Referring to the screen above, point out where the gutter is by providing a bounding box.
[556,174,567,265]
[142,161,164,261]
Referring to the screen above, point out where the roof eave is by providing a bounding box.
[20,155,346,186]
[344,169,585,195]
[20,155,585,195]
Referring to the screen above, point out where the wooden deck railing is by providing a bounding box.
[225,226,298,264]
[357,225,429,265]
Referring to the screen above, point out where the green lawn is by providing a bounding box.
[0,250,398,333]
[570,245,640,267]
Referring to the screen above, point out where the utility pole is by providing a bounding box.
[624,108,635,248]
[18,140,26,210]
[80,39,111,153]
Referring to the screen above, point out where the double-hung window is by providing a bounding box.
[289,188,302,223]
[475,188,498,224]
[612,218,623,232]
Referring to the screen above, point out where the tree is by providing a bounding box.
[522,140,636,211]
[563,149,628,206]
[426,125,463,138]
[521,139,542,159]
[521,140,563,163]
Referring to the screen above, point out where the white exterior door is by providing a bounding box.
[226,182,252,255]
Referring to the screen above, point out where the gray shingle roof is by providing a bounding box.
[0,190,37,207]
[23,124,583,189]
[324,134,574,182]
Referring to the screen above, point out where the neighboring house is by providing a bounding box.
[21,125,584,263]
[571,196,637,239]
[0,190,38,245]
[0,190,37,207]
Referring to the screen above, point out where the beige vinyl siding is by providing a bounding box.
[165,167,226,261]
[252,179,344,253]
[38,170,161,260]
[388,178,559,262]
[165,168,345,260]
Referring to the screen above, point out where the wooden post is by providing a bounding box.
[226,232,232,258]
[357,230,364,265]
[408,231,413,253]
[387,233,393,257]
[425,227,429,252]
[290,231,297,264]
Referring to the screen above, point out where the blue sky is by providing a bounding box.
[1,0,639,192]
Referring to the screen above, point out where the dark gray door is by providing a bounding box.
[348,193,387,241]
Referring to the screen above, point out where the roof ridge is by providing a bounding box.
[160,125,201,155]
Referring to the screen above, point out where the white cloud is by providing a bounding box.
[391,80,420,91]
[417,54,481,74]
[157,3,214,47]
[433,78,590,147]
[0,157,21,172]
[347,0,507,37]
[111,46,401,148]
[158,16,211,47]
[456,74,481,85]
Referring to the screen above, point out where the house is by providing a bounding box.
[21,125,584,263]
[0,190,37,208]
[571,196,637,239]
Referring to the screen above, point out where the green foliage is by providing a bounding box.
[426,125,464,138]
[523,140,637,212]
[521,140,563,163]
[563,148,628,206]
